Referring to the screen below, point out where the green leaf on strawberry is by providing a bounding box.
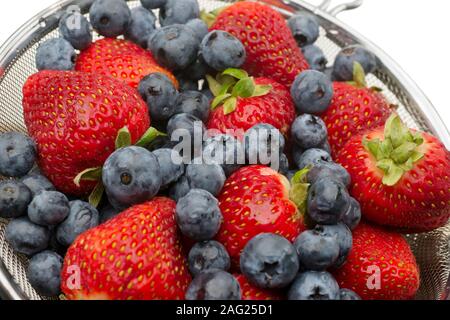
[73,167,103,188]
[289,167,310,216]
[115,127,132,149]
[135,127,166,148]
[88,182,105,208]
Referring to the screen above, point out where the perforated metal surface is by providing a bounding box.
[0,0,448,300]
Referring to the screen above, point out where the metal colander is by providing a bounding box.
[0,0,449,300]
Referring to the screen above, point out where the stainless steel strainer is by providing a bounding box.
[0,0,449,300]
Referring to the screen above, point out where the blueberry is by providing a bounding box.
[56,200,99,246]
[89,0,131,38]
[291,114,328,150]
[321,223,353,268]
[295,148,332,170]
[294,226,340,271]
[201,88,214,101]
[149,24,200,71]
[168,176,190,202]
[278,153,290,175]
[176,189,222,241]
[244,124,285,167]
[186,19,209,42]
[49,230,67,256]
[59,10,92,50]
[125,7,157,48]
[21,174,55,196]
[307,160,351,188]
[168,113,205,160]
[342,197,362,231]
[186,269,241,300]
[185,163,226,197]
[102,146,162,210]
[333,45,377,81]
[27,251,63,296]
[0,181,32,219]
[307,178,351,225]
[285,170,298,181]
[182,57,210,81]
[138,73,179,123]
[200,31,246,71]
[302,45,328,72]
[288,271,340,300]
[288,13,320,47]
[173,91,210,122]
[5,217,50,256]
[153,148,185,188]
[291,71,333,115]
[0,132,36,178]
[240,233,299,289]
[340,288,361,300]
[188,240,230,276]
[147,135,176,152]
[203,134,244,177]
[177,77,199,91]
[141,0,166,10]
[100,204,121,224]
[159,0,200,27]
[36,38,76,71]
[28,191,70,227]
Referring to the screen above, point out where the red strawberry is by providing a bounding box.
[234,274,283,300]
[206,69,296,138]
[75,38,178,89]
[61,198,191,300]
[333,223,420,300]
[22,70,150,196]
[210,1,309,87]
[216,165,306,265]
[336,115,450,232]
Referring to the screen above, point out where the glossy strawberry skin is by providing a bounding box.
[216,166,306,265]
[322,82,392,156]
[22,70,150,196]
[76,38,178,89]
[61,198,191,300]
[234,274,283,300]
[207,78,296,138]
[336,128,450,233]
[333,223,420,300]
[211,1,309,87]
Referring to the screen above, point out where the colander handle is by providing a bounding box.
[318,0,364,16]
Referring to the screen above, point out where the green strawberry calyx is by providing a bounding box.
[73,126,166,207]
[289,167,310,217]
[206,68,272,115]
[200,6,228,28]
[363,114,425,187]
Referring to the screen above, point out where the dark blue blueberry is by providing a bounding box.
[201,88,214,101]
[342,197,362,231]
[185,162,226,197]
[147,135,176,152]
[176,189,223,241]
[89,0,131,38]
[278,153,290,175]
[59,9,92,50]
[102,146,162,210]
[49,230,67,256]
[27,251,63,296]
[186,19,209,42]
[200,31,246,71]
[186,269,241,300]
[173,91,210,122]
[288,13,320,47]
[288,271,340,300]
[307,178,351,225]
[321,223,353,268]
[177,77,199,91]
[302,45,328,72]
[159,0,200,27]
[295,148,332,170]
[21,174,55,197]
[0,181,32,219]
[333,45,377,81]
[340,288,361,300]
[56,200,99,246]
[153,148,185,188]
[99,204,121,224]
[0,132,36,177]
[307,160,351,188]
[138,72,179,123]
[141,0,167,10]
[203,134,244,177]
[28,191,70,226]
[148,24,200,70]
[36,38,76,71]
[168,113,206,160]
[240,233,299,289]
[125,6,157,48]
[291,114,328,150]
[244,124,285,167]
[5,217,50,256]
[188,240,231,276]
[294,226,340,271]
[291,71,333,115]
[182,57,210,81]
[169,176,190,202]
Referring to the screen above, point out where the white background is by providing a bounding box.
[0,0,448,130]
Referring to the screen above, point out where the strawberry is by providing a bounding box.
[75,38,178,89]
[206,69,296,138]
[333,223,420,300]
[336,115,450,233]
[22,70,150,196]
[322,64,393,156]
[209,1,309,87]
[216,165,306,265]
[234,274,283,300]
[61,197,191,300]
